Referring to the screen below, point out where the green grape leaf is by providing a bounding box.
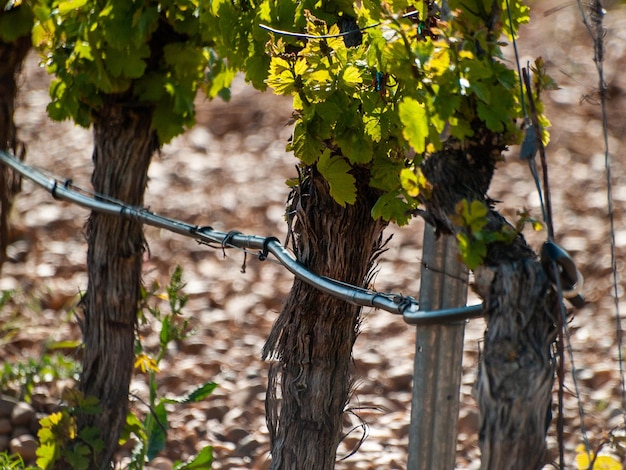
[205,63,236,100]
[146,403,168,461]
[399,97,428,154]
[471,80,491,103]
[476,101,504,132]
[58,0,89,16]
[65,443,91,470]
[290,121,323,165]
[400,168,421,197]
[335,130,373,164]
[370,157,402,192]
[476,80,517,132]
[502,0,531,40]
[317,150,357,207]
[455,199,489,234]
[456,232,487,270]
[152,99,187,144]
[267,57,298,95]
[135,73,165,102]
[245,53,271,90]
[164,43,206,80]
[119,412,147,445]
[371,191,412,226]
[340,65,362,89]
[315,98,343,124]
[36,443,58,469]
[104,45,148,79]
[174,446,214,470]
[163,382,217,405]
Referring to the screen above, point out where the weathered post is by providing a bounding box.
[407,225,468,469]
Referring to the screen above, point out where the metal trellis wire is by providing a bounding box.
[0,149,484,325]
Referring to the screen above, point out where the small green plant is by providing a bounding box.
[0,451,38,470]
[0,289,13,308]
[123,266,216,470]
[0,352,80,402]
[35,390,104,470]
[452,199,516,269]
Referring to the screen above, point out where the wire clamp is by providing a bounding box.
[259,237,279,261]
[221,230,242,257]
[541,240,585,308]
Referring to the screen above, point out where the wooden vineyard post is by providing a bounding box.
[408,225,468,469]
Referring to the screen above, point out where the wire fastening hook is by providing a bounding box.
[541,240,585,308]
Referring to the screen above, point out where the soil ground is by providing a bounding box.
[2,1,626,468]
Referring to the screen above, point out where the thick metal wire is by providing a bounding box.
[0,149,483,325]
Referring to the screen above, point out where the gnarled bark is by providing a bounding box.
[262,167,385,469]
[473,260,554,469]
[0,33,31,271]
[420,130,556,469]
[77,101,158,468]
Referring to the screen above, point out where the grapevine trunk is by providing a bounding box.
[263,167,385,469]
[77,101,158,468]
[420,131,556,469]
[0,35,30,271]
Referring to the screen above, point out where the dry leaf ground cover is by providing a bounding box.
[2,1,626,468]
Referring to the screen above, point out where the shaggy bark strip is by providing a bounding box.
[77,101,158,468]
[262,167,385,470]
[0,35,31,271]
[473,261,555,469]
[420,131,556,469]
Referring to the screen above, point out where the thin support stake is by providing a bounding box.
[407,225,468,469]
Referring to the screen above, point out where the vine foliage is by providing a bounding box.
[205,0,548,265]
[31,0,233,143]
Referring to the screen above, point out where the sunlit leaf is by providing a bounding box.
[119,412,147,445]
[341,65,362,87]
[399,98,428,154]
[575,445,622,470]
[293,58,308,76]
[174,446,214,470]
[163,382,217,405]
[400,168,420,197]
[57,0,88,16]
[290,121,323,165]
[36,442,57,469]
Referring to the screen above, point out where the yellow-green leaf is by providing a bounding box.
[269,56,290,75]
[456,199,489,234]
[36,442,58,469]
[74,41,93,60]
[341,65,362,86]
[309,69,332,83]
[426,44,450,75]
[58,0,88,15]
[399,98,428,154]
[400,168,420,197]
[266,69,296,95]
[575,445,621,470]
[294,58,308,76]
